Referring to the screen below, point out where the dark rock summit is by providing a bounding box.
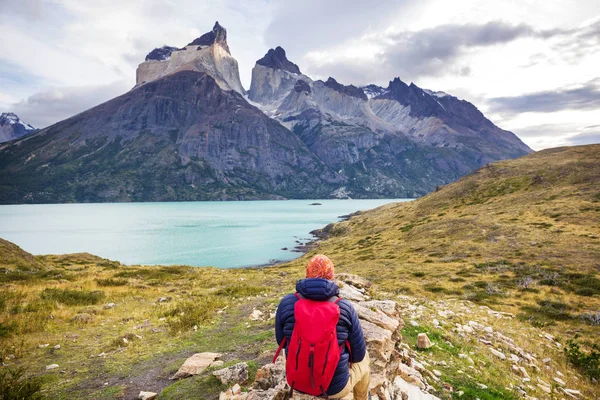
[324,77,367,101]
[256,46,301,74]
[145,46,179,61]
[188,21,230,54]
[294,80,311,94]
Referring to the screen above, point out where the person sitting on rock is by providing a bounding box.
[275,254,370,399]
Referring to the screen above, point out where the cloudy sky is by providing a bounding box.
[1,0,599,150]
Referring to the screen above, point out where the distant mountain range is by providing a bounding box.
[0,113,36,144]
[0,22,532,204]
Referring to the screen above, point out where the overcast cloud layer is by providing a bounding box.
[1,0,599,150]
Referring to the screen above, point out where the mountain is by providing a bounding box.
[0,112,36,143]
[248,48,532,198]
[0,22,532,204]
[0,24,343,204]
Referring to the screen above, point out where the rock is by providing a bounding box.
[542,357,551,364]
[397,363,426,388]
[171,352,222,380]
[213,362,249,385]
[157,297,171,303]
[104,302,117,309]
[484,326,493,334]
[511,365,529,378]
[553,377,565,386]
[417,333,432,349]
[338,283,367,301]
[253,356,286,390]
[361,320,394,370]
[39,344,49,348]
[53,345,61,350]
[537,384,552,394]
[249,309,263,321]
[352,302,400,332]
[45,364,59,370]
[336,273,372,289]
[391,376,441,400]
[490,348,506,360]
[138,391,157,400]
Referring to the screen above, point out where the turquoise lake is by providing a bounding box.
[0,200,409,268]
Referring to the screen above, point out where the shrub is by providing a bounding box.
[215,284,264,297]
[564,336,600,380]
[40,289,105,306]
[0,367,44,400]
[95,278,128,287]
[412,272,425,277]
[162,296,226,332]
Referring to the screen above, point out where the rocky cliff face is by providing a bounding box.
[0,71,343,203]
[135,22,245,94]
[0,113,36,143]
[248,48,533,198]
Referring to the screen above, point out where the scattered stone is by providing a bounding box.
[410,320,420,327]
[46,364,59,370]
[38,344,49,348]
[213,362,249,385]
[477,383,488,389]
[537,384,552,394]
[248,309,263,321]
[138,391,157,400]
[553,377,566,386]
[104,303,117,309]
[53,345,61,350]
[483,326,493,334]
[171,352,222,380]
[433,369,442,377]
[336,273,371,289]
[157,297,171,303]
[432,319,440,327]
[542,357,551,364]
[490,348,506,360]
[338,283,367,301]
[417,333,432,349]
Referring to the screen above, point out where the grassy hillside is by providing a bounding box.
[0,144,598,399]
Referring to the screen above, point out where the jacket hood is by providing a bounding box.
[296,278,339,301]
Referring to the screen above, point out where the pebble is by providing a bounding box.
[46,364,59,370]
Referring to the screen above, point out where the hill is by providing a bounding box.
[0,145,598,399]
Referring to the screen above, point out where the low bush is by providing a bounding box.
[162,296,226,332]
[40,288,105,306]
[564,336,600,380]
[95,278,128,287]
[0,367,44,400]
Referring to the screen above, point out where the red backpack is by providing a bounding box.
[274,293,344,397]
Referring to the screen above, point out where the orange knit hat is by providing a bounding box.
[306,254,335,280]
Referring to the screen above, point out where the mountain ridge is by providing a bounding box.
[0,22,533,204]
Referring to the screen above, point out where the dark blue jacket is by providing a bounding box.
[275,278,367,395]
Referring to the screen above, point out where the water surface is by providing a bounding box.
[0,200,409,268]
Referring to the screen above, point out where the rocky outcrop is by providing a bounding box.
[0,113,36,143]
[135,21,244,94]
[219,274,441,400]
[188,21,230,54]
[256,46,301,74]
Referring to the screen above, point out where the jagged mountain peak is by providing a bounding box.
[323,77,367,101]
[145,46,179,62]
[256,46,301,74]
[188,20,230,54]
[0,112,36,143]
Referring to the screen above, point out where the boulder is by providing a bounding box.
[171,352,222,380]
[253,356,286,390]
[338,283,367,301]
[417,333,432,349]
[336,273,372,289]
[352,302,401,332]
[213,362,249,385]
[138,391,158,400]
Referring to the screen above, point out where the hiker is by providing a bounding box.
[275,254,370,399]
